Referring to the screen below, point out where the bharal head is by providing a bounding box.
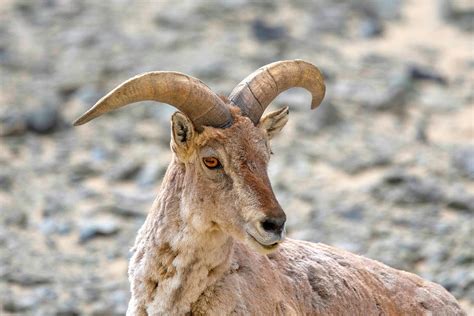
[74,60,325,254]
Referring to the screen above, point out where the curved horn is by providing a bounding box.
[228,59,325,124]
[73,71,232,131]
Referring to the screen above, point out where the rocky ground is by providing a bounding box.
[0,0,473,314]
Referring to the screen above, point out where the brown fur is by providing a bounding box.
[126,105,464,315]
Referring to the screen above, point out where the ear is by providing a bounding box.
[257,106,289,139]
[171,112,195,154]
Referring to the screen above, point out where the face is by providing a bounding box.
[171,107,289,254]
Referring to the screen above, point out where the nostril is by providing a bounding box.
[261,217,285,234]
[261,220,277,232]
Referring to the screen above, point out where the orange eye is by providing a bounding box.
[203,157,222,169]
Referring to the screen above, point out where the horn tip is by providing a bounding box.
[73,116,89,126]
[310,96,324,110]
[311,82,326,109]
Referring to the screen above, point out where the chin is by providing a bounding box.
[245,233,282,255]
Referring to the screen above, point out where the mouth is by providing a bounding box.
[246,231,283,252]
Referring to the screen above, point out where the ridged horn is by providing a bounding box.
[229,59,326,124]
[73,71,232,131]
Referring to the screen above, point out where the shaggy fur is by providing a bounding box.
[126,106,464,315]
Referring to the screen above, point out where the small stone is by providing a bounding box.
[309,3,349,35]
[332,143,392,174]
[108,289,130,314]
[0,112,26,136]
[90,300,124,316]
[39,218,72,235]
[362,0,403,20]
[437,268,474,296]
[415,116,429,143]
[297,101,341,135]
[90,146,112,162]
[251,19,286,42]
[366,70,410,110]
[42,196,68,217]
[371,171,444,204]
[26,106,62,134]
[55,301,81,316]
[39,218,57,235]
[438,0,474,31]
[366,236,423,270]
[72,162,99,176]
[359,17,384,38]
[452,146,474,180]
[409,64,447,85]
[136,161,166,187]
[2,295,37,313]
[70,162,100,182]
[340,205,365,221]
[56,308,80,316]
[106,160,142,181]
[446,191,474,212]
[6,272,51,286]
[418,85,460,111]
[192,60,227,82]
[35,287,58,301]
[0,171,13,191]
[332,56,412,111]
[2,208,28,228]
[79,220,120,243]
[74,85,104,105]
[102,204,144,218]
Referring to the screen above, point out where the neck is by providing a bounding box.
[132,158,234,315]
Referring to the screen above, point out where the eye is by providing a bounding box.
[203,157,222,170]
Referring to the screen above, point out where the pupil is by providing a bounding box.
[203,157,222,169]
[205,158,217,166]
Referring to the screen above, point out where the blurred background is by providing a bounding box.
[0,0,473,314]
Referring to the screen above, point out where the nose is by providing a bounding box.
[260,215,286,235]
